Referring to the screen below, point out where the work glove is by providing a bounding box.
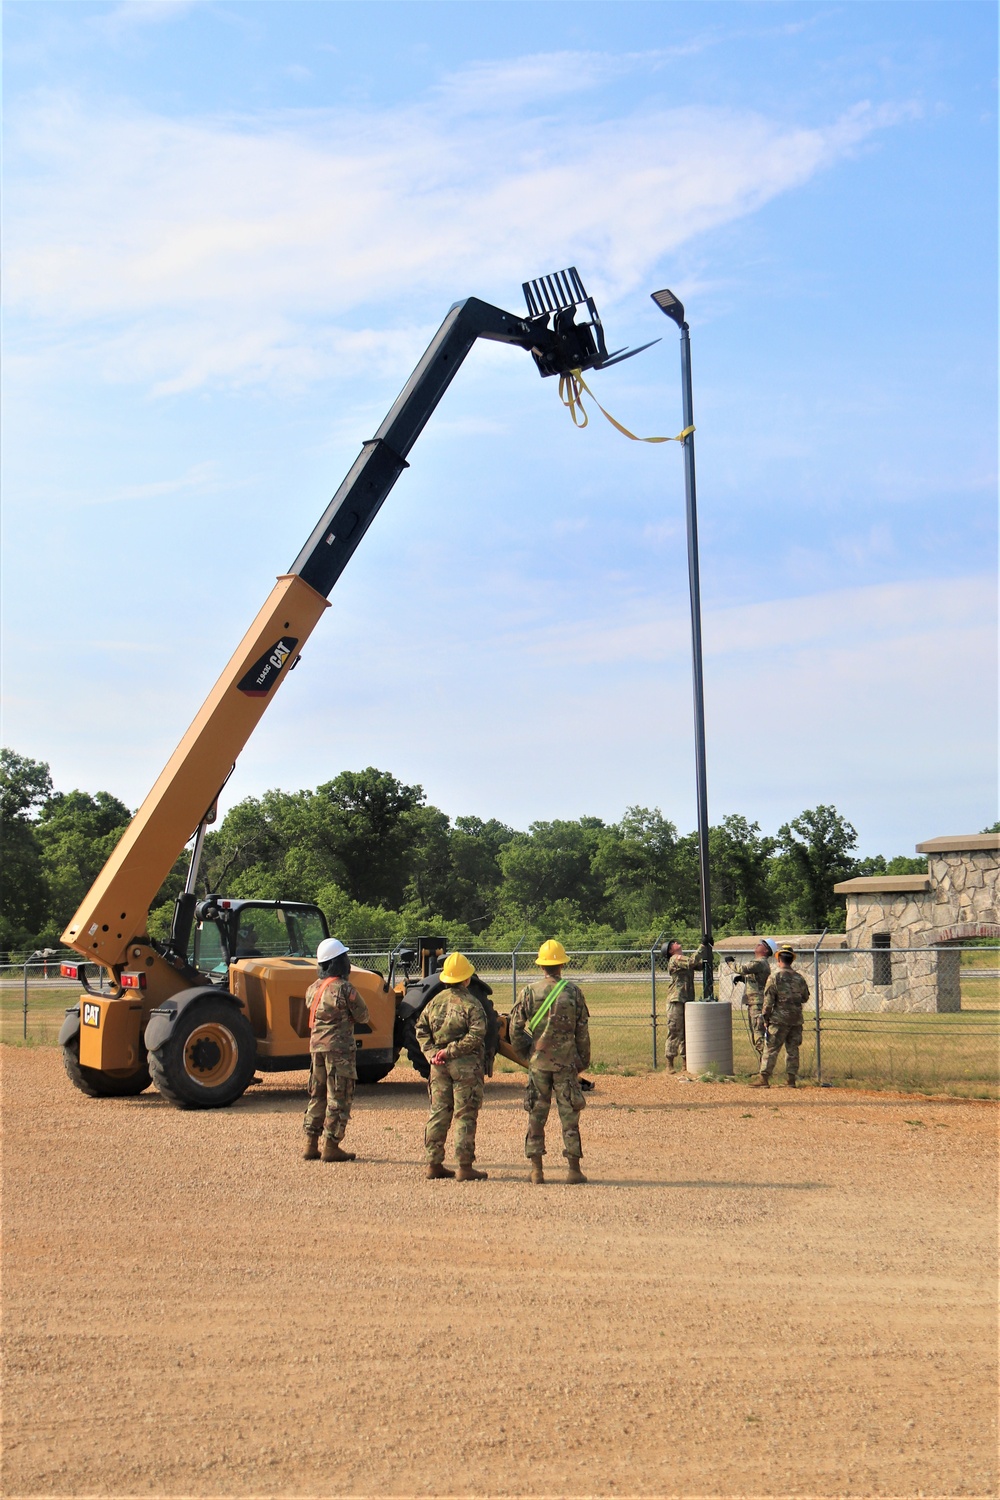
[732,973,745,984]
[701,934,713,947]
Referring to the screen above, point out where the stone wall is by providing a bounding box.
[845,887,935,948]
[830,834,999,1013]
[817,947,961,1014]
[924,850,998,942]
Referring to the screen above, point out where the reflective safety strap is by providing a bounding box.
[526,979,568,1036]
[558,366,695,445]
[308,978,338,1030]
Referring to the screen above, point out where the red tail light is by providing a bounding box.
[120,972,147,990]
[61,963,79,979]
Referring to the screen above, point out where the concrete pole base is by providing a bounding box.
[684,1001,734,1075]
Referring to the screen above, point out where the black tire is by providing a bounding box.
[355,1055,398,1085]
[61,1035,151,1098]
[148,997,257,1109]
[397,1015,430,1078]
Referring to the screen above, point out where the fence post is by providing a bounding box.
[511,933,526,1011]
[813,927,828,1085]
[22,956,30,1041]
[650,929,667,1069]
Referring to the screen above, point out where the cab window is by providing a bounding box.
[193,921,227,976]
[286,908,327,958]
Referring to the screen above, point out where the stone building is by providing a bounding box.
[716,832,998,1015]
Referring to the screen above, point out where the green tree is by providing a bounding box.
[0,750,53,950]
[592,807,689,929]
[309,769,424,908]
[447,816,518,931]
[853,853,927,877]
[774,805,858,931]
[709,814,777,934]
[35,789,132,932]
[498,818,608,925]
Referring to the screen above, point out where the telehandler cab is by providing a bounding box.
[58,268,649,1107]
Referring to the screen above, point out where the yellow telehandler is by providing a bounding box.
[58,269,649,1106]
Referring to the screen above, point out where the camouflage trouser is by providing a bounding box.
[760,1016,803,1080]
[425,1059,484,1164]
[746,1002,766,1056]
[665,1000,686,1060]
[524,1063,585,1160]
[304,1053,356,1142]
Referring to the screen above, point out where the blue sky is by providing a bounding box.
[2,0,996,856]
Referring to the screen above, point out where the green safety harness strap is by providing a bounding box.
[526,979,569,1035]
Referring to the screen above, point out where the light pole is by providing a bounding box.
[651,288,714,998]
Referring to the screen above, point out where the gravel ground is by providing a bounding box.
[2,1047,997,1499]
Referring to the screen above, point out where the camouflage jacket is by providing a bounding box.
[666,944,711,1004]
[732,957,771,1003]
[416,985,486,1066]
[307,977,371,1076]
[510,978,591,1072]
[762,967,810,1017]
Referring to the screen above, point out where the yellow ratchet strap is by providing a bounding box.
[558,367,694,445]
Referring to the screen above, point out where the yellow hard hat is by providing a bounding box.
[777,944,796,960]
[439,951,475,986]
[536,939,568,967]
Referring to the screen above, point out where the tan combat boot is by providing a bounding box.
[321,1139,356,1162]
[665,1055,675,1072]
[529,1158,545,1185]
[750,1073,769,1088]
[425,1162,455,1179]
[786,1077,797,1087]
[302,1135,321,1160]
[565,1157,587,1184]
[456,1162,488,1181]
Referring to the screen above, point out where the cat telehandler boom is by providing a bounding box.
[57,269,652,1107]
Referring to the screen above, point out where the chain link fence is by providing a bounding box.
[5,944,997,1097]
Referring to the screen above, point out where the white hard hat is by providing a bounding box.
[317,937,348,964]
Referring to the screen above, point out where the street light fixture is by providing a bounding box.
[651,288,714,999]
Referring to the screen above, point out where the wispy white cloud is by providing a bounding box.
[517,574,997,667]
[92,0,200,38]
[4,53,918,393]
[84,459,217,505]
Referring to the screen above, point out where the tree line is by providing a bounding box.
[2,747,941,958]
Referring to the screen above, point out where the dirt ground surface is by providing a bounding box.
[2,1048,997,1500]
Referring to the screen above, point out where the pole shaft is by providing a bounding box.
[23,960,29,1041]
[679,326,714,996]
[813,932,826,1085]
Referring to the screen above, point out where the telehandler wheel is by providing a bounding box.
[355,1055,397,1085]
[61,1035,152,1098]
[398,1016,431,1079]
[148,998,256,1109]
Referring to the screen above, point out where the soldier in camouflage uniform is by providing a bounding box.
[751,945,810,1088]
[509,939,591,1185]
[416,951,488,1182]
[661,938,713,1070]
[725,940,773,1056]
[302,938,371,1161]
